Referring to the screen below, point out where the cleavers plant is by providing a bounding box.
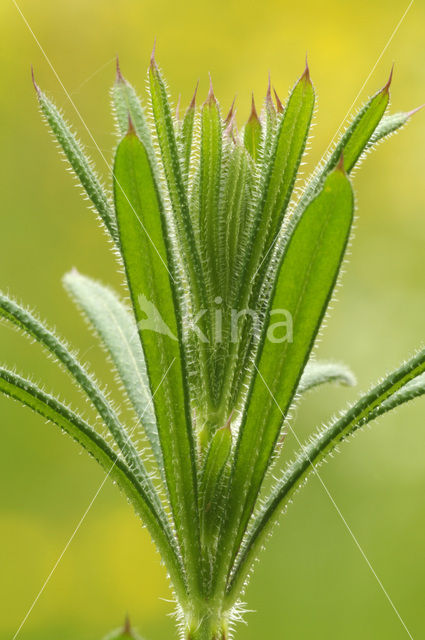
[1,52,424,640]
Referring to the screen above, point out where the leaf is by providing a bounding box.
[63,269,162,472]
[296,80,390,216]
[0,292,149,488]
[111,62,157,170]
[199,83,223,300]
[178,85,198,185]
[218,66,315,413]
[148,59,204,307]
[0,367,186,601]
[215,167,354,594]
[35,81,117,241]
[246,66,315,279]
[228,346,425,604]
[113,130,201,593]
[220,143,252,301]
[200,422,232,545]
[368,110,412,146]
[298,360,356,394]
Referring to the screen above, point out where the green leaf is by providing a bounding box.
[148,59,204,304]
[63,269,162,472]
[35,81,117,241]
[228,346,425,604]
[297,80,390,216]
[200,421,232,545]
[199,83,223,300]
[178,85,198,185]
[218,66,315,413]
[0,367,186,601]
[0,292,148,488]
[221,143,252,301]
[111,61,157,170]
[368,110,411,146]
[298,360,356,394]
[215,168,353,595]
[113,131,201,593]
[247,66,315,279]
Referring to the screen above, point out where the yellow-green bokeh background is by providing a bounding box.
[1,1,425,638]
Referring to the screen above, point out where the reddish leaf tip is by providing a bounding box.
[273,87,284,113]
[205,72,216,104]
[123,613,132,634]
[150,39,157,68]
[266,71,272,103]
[301,55,311,83]
[224,95,237,124]
[336,151,345,173]
[189,80,199,109]
[31,65,40,95]
[248,92,259,122]
[127,113,136,136]
[383,63,394,94]
[115,55,124,83]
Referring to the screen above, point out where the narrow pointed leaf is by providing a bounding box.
[218,67,315,412]
[297,82,390,216]
[216,168,353,593]
[246,68,315,278]
[368,111,411,146]
[228,346,425,603]
[0,292,148,488]
[113,131,201,592]
[0,367,186,600]
[200,423,232,544]
[36,85,117,241]
[148,61,204,306]
[111,67,157,170]
[178,87,197,184]
[199,88,223,299]
[63,269,162,471]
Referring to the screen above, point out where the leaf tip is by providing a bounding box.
[336,151,346,174]
[31,65,40,96]
[115,55,125,83]
[266,71,273,104]
[383,63,394,94]
[248,92,259,123]
[224,95,236,124]
[150,38,157,68]
[123,613,132,634]
[301,54,311,84]
[407,102,425,118]
[127,113,136,136]
[204,72,217,105]
[189,80,199,110]
[273,87,284,113]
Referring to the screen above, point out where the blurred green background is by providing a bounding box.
[1,0,425,638]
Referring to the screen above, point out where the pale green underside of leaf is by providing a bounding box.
[63,269,162,472]
[298,360,356,394]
